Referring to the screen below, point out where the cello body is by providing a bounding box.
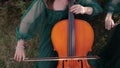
[51,19,94,68]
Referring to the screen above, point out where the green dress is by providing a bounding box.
[16,0,102,68]
[105,0,120,14]
[95,0,120,68]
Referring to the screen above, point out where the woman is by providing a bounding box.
[14,0,102,68]
[96,0,120,68]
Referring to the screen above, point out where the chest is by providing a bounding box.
[53,0,68,10]
[45,0,79,11]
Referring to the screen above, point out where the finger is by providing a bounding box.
[111,20,115,28]
[14,53,17,60]
[74,12,79,14]
[105,21,109,30]
[18,53,22,62]
[107,21,111,30]
[105,20,111,30]
[72,9,78,14]
[71,5,78,10]
[105,19,108,29]
[22,54,25,61]
[16,55,19,62]
[106,23,110,30]
[72,8,82,14]
[70,5,80,12]
[15,51,20,62]
[110,20,114,30]
[18,56,21,62]
[70,7,77,12]
[107,21,110,30]
[109,21,113,30]
[105,18,109,29]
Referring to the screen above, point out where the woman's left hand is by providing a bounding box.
[70,4,85,14]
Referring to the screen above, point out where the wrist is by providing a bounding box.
[16,45,25,49]
[16,39,25,49]
[84,7,93,15]
[106,12,113,18]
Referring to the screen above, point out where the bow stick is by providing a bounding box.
[10,56,99,62]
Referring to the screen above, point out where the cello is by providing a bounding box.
[51,0,95,68]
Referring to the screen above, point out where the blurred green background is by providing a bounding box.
[0,0,120,68]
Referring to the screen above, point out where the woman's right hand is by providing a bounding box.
[105,13,115,30]
[14,40,25,62]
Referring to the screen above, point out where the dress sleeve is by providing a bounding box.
[105,0,120,14]
[16,0,46,41]
[78,0,103,17]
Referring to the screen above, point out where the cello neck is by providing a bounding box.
[68,0,75,57]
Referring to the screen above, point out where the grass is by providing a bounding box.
[0,20,39,68]
[0,1,38,67]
